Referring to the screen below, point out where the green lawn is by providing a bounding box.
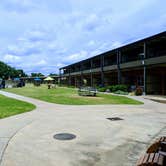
[3,84,143,105]
[0,94,36,119]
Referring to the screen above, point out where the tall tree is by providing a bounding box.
[49,73,58,77]
[31,73,45,77]
[0,61,27,79]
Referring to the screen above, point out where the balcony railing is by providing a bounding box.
[147,49,166,58]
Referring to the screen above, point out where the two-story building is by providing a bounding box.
[59,32,166,95]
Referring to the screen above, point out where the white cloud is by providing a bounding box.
[36,60,47,66]
[0,0,72,13]
[87,40,96,47]
[111,41,122,49]
[56,63,65,68]
[0,0,165,75]
[3,54,21,63]
[67,51,88,62]
[0,0,36,12]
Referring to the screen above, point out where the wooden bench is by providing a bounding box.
[136,153,164,166]
[137,137,166,166]
[78,87,97,96]
[147,137,166,153]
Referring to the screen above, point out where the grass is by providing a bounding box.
[0,94,36,119]
[3,84,143,105]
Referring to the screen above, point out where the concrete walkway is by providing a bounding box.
[144,95,166,104]
[0,91,165,166]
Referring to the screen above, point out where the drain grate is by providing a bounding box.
[107,117,124,121]
[53,133,76,141]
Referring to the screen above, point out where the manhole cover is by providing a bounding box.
[53,133,76,141]
[107,117,124,121]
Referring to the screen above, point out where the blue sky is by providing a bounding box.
[0,0,166,75]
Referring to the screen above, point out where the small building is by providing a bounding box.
[59,31,166,95]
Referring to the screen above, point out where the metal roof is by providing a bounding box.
[60,31,166,69]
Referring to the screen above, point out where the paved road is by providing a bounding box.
[0,91,165,166]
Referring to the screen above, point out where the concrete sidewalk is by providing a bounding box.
[144,95,166,104]
[0,91,165,166]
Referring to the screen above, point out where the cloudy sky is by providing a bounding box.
[0,0,166,75]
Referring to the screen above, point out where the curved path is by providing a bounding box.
[0,91,165,166]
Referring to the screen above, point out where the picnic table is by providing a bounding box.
[78,87,97,96]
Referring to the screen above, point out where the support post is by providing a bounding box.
[101,55,104,87]
[161,71,165,95]
[117,50,121,84]
[90,59,93,87]
[80,63,83,87]
[143,42,147,95]
[59,69,62,86]
[68,68,71,87]
[74,76,77,87]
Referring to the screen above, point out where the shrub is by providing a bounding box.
[98,87,107,92]
[114,90,128,95]
[108,84,128,92]
[68,85,75,88]
[107,85,113,92]
[116,84,128,92]
[98,84,128,93]
[135,87,143,96]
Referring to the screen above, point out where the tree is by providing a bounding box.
[31,73,45,77]
[49,73,58,77]
[0,61,27,79]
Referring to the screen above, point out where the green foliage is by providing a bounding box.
[0,61,27,79]
[135,87,143,96]
[49,73,58,77]
[0,94,35,119]
[108,84,128,92]
[97,87,107,92]
[107,86,113,92]
[114,90,128,95]
[4,84,143,105]
[68,85,75,88]
[97,84,128,93]
[31,73,45,77]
